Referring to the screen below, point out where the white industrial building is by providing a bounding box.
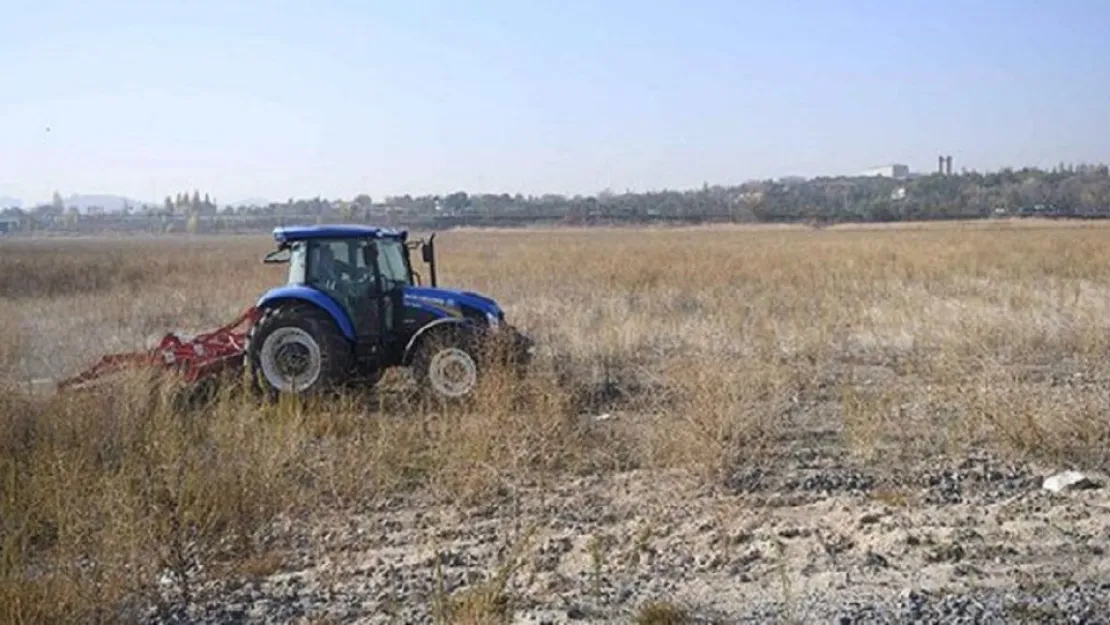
[857,164,910,179]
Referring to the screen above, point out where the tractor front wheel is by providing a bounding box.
[410,329,482,402]
[246,303,352,399]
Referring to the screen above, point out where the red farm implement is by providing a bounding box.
[57,307,262,395]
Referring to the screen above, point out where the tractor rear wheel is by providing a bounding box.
[246,303,352,399]
[409,327,482,403]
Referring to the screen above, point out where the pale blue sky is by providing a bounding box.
[1,0,1107,206]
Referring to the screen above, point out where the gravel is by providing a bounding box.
[132,453,1110,625]
[841,583,1110,624]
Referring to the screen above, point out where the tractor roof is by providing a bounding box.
[272,224,407,243]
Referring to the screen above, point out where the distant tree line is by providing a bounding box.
[4,163,1110,234]
[373,162,1110,226]
[484,163,1110,225]
[164,190,218,216]
[235,163,1110,226]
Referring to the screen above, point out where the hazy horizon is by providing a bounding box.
[2,0,1108,206]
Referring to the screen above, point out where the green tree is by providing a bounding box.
[443,191,470,212]
[352,194,372,214]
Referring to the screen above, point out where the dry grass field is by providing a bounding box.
[4,220,1110,623]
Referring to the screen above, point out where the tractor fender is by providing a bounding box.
[255,285,356,341]
[401,317,473,366]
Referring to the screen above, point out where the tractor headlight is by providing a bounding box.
[486,311,501,330]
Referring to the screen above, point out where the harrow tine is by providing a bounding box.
[56,352,159,391]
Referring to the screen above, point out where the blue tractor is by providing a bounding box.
[245,224,533,401]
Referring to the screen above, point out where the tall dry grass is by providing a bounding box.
[4,221,1110,621]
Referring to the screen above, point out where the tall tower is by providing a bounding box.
[945,155,953,175]
[938,155,945,174]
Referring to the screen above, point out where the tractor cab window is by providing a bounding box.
[302,237,396,338]
[287,241,307,284]
[304,238,377,310]
[376,238,411,290]
[306,239,370,285]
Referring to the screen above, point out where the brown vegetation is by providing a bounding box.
[3,221,1110,622]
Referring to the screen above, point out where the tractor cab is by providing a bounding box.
[262,225,415,343]
[264,224,438,288]
[248,224,532,400]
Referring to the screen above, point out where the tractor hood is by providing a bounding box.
[403,286,504,319]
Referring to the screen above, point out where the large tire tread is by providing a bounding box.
[246,302,352,399]
[409,325,482,404]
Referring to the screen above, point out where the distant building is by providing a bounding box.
[0,216,22,234]
[857,164,910,180]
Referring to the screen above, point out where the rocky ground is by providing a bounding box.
[142,443,1110,625]
[125,359,1110,624]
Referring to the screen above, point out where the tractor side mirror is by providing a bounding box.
[263,248,291,264]
[420,234,439,287]
[421,233,436,264]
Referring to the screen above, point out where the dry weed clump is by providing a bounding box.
[0,303,24,384]
[0,372,316,623]
[4,221,1110,620]
[0,367,603,623]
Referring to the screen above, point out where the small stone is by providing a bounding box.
[1043,471,1101,493]
[864,550,889,568]
[858,512,882,526]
